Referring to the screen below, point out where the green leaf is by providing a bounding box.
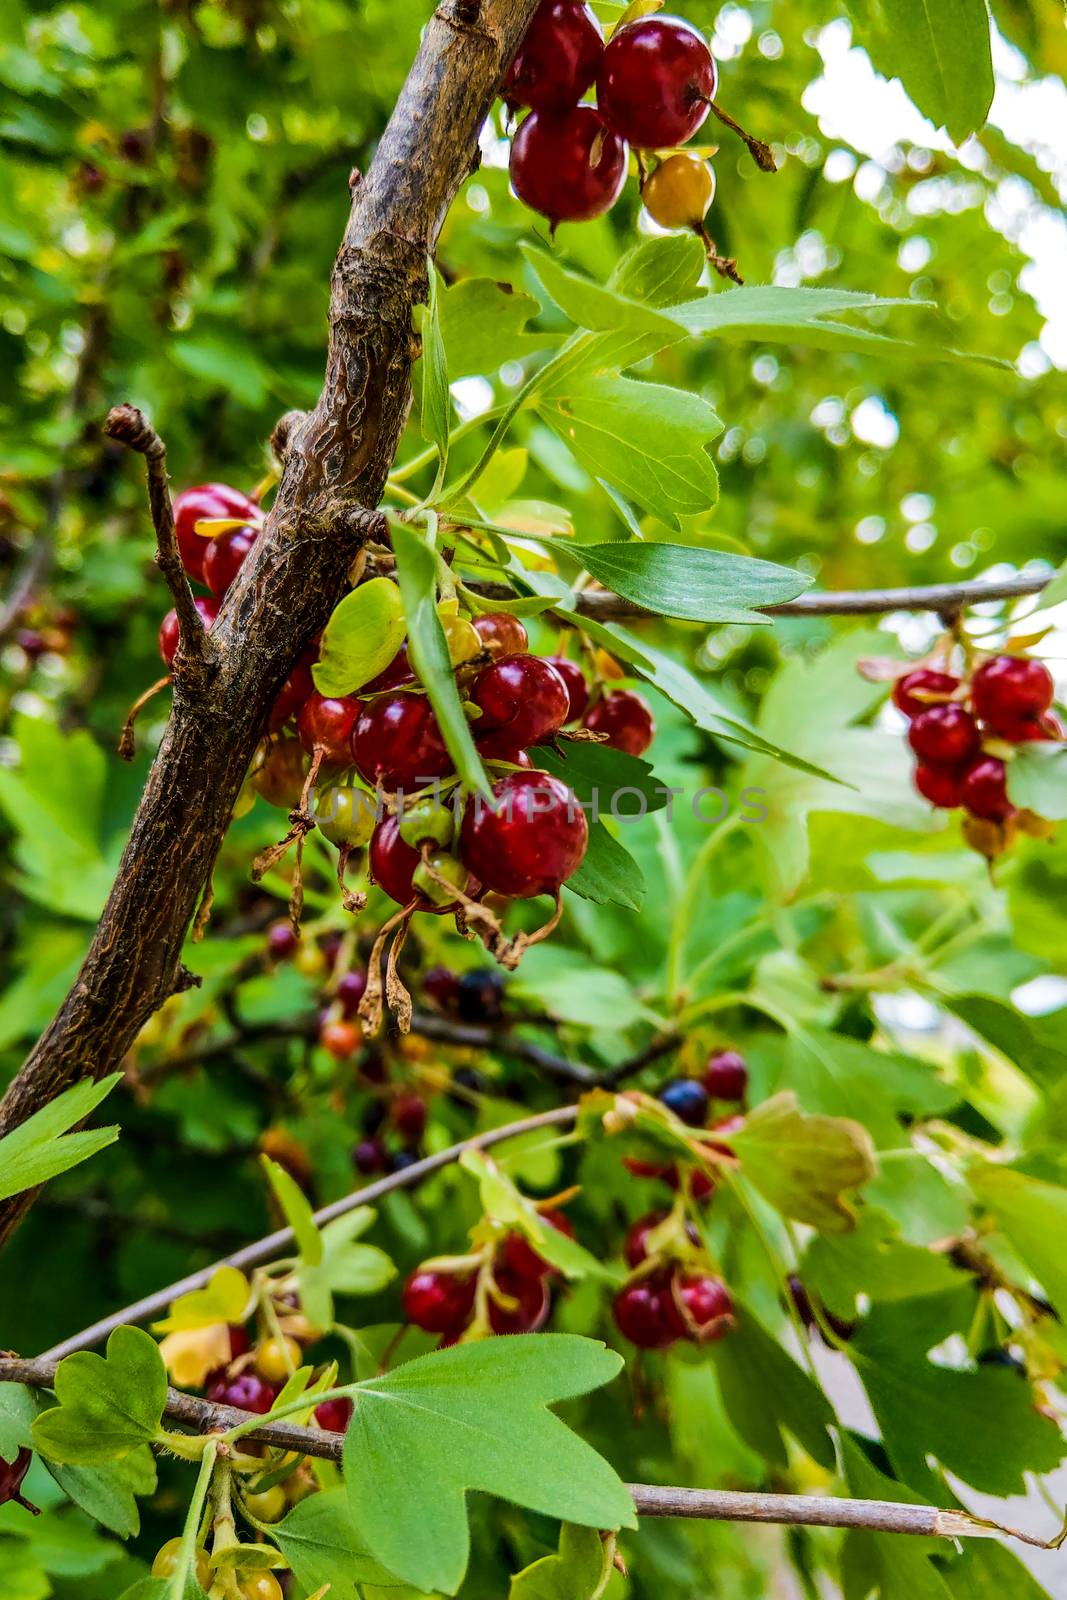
[1006,741,1067,819]
[803,1207,963,1321]
[966,1164,1067,1322]
[767,1028,958,1150]
[390,522,490,795]
[851,1296,1066,1495]
[509,1524,611,1600]
[47,1448,158,1539]
[312,578,407,697]
[510,949,650,1029]
[298,1207,396,1332]
[151,1266,250,1334]
[565,819,646,911]
[576,544,811,625]
[608,232,708,307]
[0,1073,121,1203]
[437,278,554,378]
[343,1334,635,1594]
[523,244,680,339]
[531,740,667,817]
[32,1327,168,1465]
[942,993,1067,1091]
[708,1300,836,1469]
[261,1155,322,1267]
[848,0,995,144]
[459,1149,612,1282]
[418,262,450,485]
[273,1489,399,1596]
[0,1385,37,1462]
[730,1092,876,1232]
[536,375,721,531]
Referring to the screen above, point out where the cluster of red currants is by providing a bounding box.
[612,1049,746,1348]
[402,1208,574,1343]
[503,1,729,239]
[158,481,260,664]
[895,653,1061,851]
[304,616,655,920]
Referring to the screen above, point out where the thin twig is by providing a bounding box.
[102,403,212,673]
[467,571,1053,622]
[37,1106,579,1360]
[0,1355,1056,1546]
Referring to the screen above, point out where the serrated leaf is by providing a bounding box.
[849,0,994,144]
[708,1300,836,1469]
[0,1072,121,1203]
[840,1437,953,1600]
[966,1164,1067,1323]
[576,544,811,625]
[803,1207,963,1321]
[531,740,667,817]
[0,1385,37,1462]
[33,1327,167,1465]
[523,244,680,339]
[152,1266,250,1334]
[565,819,645,910]
[312,578,407,697]
[273,1490,399,1597]
[1006,741,1067,819]
[730,1091,875,1232]
[942,993,1067,1091]
[47,1447,158,1539]
[851,1296,1066,1495]
[343,1335,635,1594]
[261,1155,322,1267]
[391,522,490,795]
[509,1524,610,1600]
[537,374,720,530]
[437,278,554,377]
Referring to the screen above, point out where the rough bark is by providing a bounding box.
[0,0,540,1245]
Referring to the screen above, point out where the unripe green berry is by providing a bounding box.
[399,796,456,850]
[314,785,378,848]
[412,850,468,906]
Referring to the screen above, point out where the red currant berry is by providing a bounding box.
[477,733,534,767]
[509,107,627,224]
[254,736,308,809]
[352,1138,385,1175]
[158,596,218,667]
[472,612,530,658]
[892,668,960,719]
[228,1324,252,1360]
[424,965,460,1011]
[297,692,363,767]
[959,755,1014,822]
[914,763,964,808]
[624,1210,669,1268]
[319,1019,361,1059]
[0,1448,34,1512]
[597,16,716,150]
[336,970,367,1017]
[403,1268,477,1334]
[907,704,981,768]
[314,1397,353,1433]
[502,1209,575,1280]
[613,1273,679,1350]
[459,770,588,898]
[673,1273,734,1342]
[688,1165,716,1202]
[583,689,655,756]
[972,655,1054,736]
[658,1077,709,1126]
[369,815,472,914]
[207,1372,276,1413]
[488,1266,550,1334]
[392,1092,428,1143]
[363,645,415,694]
[269,663,315,730]
[472,655,570,748]
[544,656,589,723]
[266,920,299,961]
[173,484,258,587]
[203,525,256,597]
[703,1049,747,1102]
[502,0,603,113]
[623,1157,673,1182]
[352,694,453,792]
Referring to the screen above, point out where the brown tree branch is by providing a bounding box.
[103,403,211,678]
[0,1355,1050,1546]
[0,0,542,1249]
